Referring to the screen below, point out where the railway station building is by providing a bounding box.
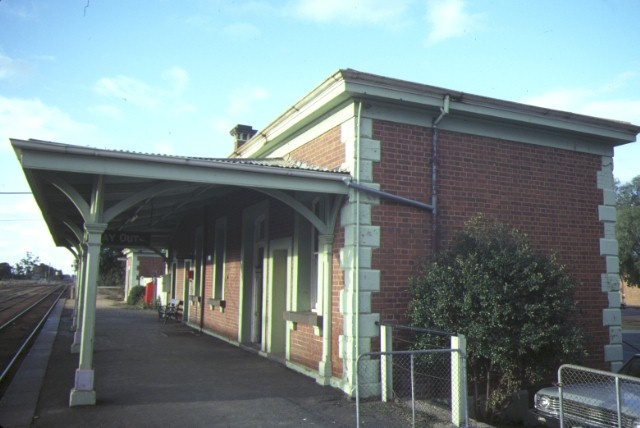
[11,69,640,406]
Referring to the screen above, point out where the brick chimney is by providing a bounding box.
[230,124,257,152]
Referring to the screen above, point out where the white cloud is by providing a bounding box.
[184,15,214,28]
[0,53,31,81]
[520,72,640,124]
[94,67,195,115]
[222,22,261,39]
[520,72,640,184]
[163,66,189,95]
[152,140,176,155]
[94,75,161,110]
[211,117,233,139]
[0,1,42,21]
[208,84,270,153]
[425,0,483,45]
[580,100,640,125]
[288,0,410,26]
[89,104,123,120]
[227,85,269,116]
[521,89,593,114]
[0,96,96,150]
[0,192,74,271]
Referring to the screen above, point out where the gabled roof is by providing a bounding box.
[236,69,640,158]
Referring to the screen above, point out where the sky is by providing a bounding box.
[1,0,639,274]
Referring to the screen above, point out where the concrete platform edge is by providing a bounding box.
[0,298,65,428]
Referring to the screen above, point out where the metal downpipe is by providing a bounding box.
[354,100,362,397]
[431,95,450,255]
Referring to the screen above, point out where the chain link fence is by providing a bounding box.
[356,332,468,428]
[557,364,640,428]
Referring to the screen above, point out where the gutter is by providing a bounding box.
[340,69,640,142]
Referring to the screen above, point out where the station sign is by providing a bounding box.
[102,231,150,247]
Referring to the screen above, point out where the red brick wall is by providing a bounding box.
[138,256,165,277]
[290,325,323,368]
[371,120,607,366]
[371,122,433,325]
[285,126,347,371]
[174,260,184,304]
[201,193,259,341]
[290,126,345,169]
[206,212,243,341]
[332,227,345,377]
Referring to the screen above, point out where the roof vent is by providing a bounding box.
[230,124,257,151]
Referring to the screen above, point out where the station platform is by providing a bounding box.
[0,294,406,427]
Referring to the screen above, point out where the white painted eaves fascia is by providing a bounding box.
[11,138,350,194]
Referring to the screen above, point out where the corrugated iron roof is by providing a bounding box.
[99,146,348,173]
[195,157,348,173]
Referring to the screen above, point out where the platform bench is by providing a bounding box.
[158,298,183,324]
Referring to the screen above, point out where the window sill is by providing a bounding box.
[189,295,201,304]
[207,298,226,312]
[283,311,322,328]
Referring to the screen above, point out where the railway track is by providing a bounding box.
[0,281,68,398]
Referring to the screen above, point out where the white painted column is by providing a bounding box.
[338,116,381,397]
[70,248,86,353]
[69,222,107,407]
[317,234,333,385]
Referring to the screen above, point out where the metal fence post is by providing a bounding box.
[356,354,361,428]
[451,334,467,427]
[615,376,622,428]
[410,353,416,427]
[381,324,393,402]
[558,367,564,428]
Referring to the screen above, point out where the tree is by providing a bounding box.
[98,247,124,287]
[33,263,59,281]
[616,176,640,287]
[14,252,40,279]
[408,215,585,420]
[0,262,12,280]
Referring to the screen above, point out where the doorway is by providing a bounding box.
[267,239,290,358]
[251,245,264,344]
[240,202,268,346]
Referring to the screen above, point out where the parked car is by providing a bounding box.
[533,355,640,427]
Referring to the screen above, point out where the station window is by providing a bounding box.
[213,218,227,299]
[294,196,326,314]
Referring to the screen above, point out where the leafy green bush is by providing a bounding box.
[616,176,640,287]
[408,214,585,420]
[126,285,145,306]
